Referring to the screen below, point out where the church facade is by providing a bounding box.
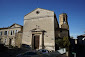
[22,8,69,51]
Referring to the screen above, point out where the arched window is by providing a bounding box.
[4,31,7,35]
[63,18,65,22]
[63,17,66,24]
[13,30,14,35]
[7,31,8,35]
[15,30,18,34]
[11,30,13,35]
[0,31,2,35]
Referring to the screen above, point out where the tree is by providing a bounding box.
[56,38,63,48]
[56,36,70,50]
[63,36,70,50]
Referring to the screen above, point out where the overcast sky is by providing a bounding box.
[0,0,85,38]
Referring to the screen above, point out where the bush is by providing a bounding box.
[56,37,70,50]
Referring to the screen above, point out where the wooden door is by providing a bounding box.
[34,35,39,49]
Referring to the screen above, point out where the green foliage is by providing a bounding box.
[56,36,70,48]
[63,36,70,48]
[56,39,63,48]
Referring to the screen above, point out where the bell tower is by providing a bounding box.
[59,13,69,30]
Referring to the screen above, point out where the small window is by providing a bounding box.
[63,17,66,24]
[15,30,18,33]
[11,30,13,35]
[4,31,7,35]
[13,30,14,35]
[63,18,65,22]
[36,11,40,14]
[15,30,18,34]
[0,31,2,35]
[16,30,18,33]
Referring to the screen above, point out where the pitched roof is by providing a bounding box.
[24,8,54,17]
[0,23,23,30]
[9,23,23,28]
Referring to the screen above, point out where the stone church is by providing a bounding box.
[22,8,69,51]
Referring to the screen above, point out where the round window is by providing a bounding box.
[36,11,40,14]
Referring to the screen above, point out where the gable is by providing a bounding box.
[10,24,22,28]
[24,8,54,19]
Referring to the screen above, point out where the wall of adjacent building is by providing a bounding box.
[15,32,22,48]
[0,24,22,47]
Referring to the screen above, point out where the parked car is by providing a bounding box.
[37,49,49,54]
[21,44,31,50]
[21,44,30,48]
[16,51,38,57]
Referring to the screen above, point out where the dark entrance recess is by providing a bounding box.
[9,38,12,46]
